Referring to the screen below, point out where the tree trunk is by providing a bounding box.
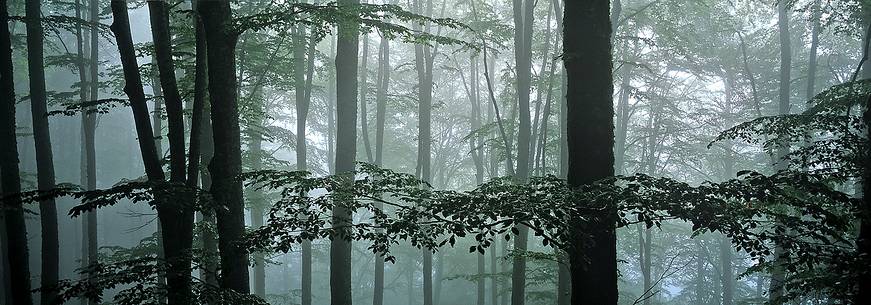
[510,0,534,299]
[25,0,59,303]
[199,0,250,294]
[855,6,871,305]
[805,0,821,101]
[360,21,373,163]
[412,0,434,303]
[84,1,99,303]
[372,30,390,305]
[332,0,359,302]
[1,0,34,303]
[296,12,317,305]
[147,1,196,303]
[769,1,791,302]
[563,1,617,305]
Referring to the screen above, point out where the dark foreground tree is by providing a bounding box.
[563,0,617,304]
[1,0,34,303]
[25,0,59,303]
[199,0,250,294]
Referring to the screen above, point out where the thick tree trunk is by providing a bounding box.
[147,1,196,304]
[1,0,34,303]
[25,0,59,303]
[199,0,250,294]
[332,0,359,302]
[563,1,617,305]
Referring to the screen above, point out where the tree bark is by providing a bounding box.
[199,0,250,294]
[510,0,534,298]
[296,11,317,305]
[332,0,359,302]
[769,1,791,302]
[373,30,390,305]
[147,1,196,303]
[25,0,59,303]
[84,2,99,303]
[412,0,435,303]
[1,0,34,303]
[563,1,617,305]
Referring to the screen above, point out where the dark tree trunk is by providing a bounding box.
[25,0,59,303]
[332,0,359,301]
[856,6,871,305]
[199,0,250,294]
[1,0,34,303]
[562,1,617,305]
[147,1,196,304]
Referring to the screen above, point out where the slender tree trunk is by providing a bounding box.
[372,30,390,305]
[412,0,435,303]
[510,0,534,299]
[563,1,617,305]
[327,36,337,173]
[199,0,250,294]
[855,7,871,305]
[332,0,359,301]
[360,20,373,163]
[805,0,821,101]
[769,1,791,302]
[250,107,266,298]
[84,1,99,303]
[1,0,34,303]
[469,55,486,305]
[296,13,317,305]
[25,0,59,303]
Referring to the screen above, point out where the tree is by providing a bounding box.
[373,27,390,305]
[1,0,34,303]
[25,0,60,303]
[563,0,617,305]
[147,1,197,303]
[510,0,534,301]
[332,0,360,302]
[413,0,435,303]
[768,0,792,301]
[199,0,250,294]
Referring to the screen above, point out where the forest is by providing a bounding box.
[1,0,871,304]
